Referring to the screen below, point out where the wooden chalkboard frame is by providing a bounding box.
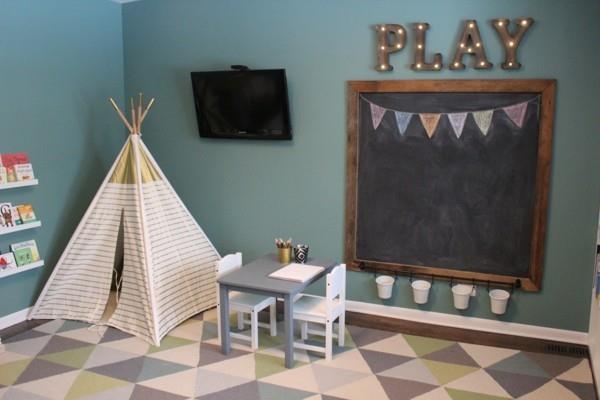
[345,80,555,291]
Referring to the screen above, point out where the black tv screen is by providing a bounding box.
[191,69,292,140]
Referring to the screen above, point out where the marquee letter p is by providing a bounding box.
[375,24,406,72]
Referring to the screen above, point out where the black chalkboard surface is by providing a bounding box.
[345,80,555,291]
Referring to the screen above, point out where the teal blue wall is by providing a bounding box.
[0,1,125,317]
[122,0,600,332]
[4,0,597,332]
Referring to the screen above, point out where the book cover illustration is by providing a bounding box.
[0,252,17,270]
[11,240,40,264]
[16,204,35,223]
[14,163,34,181]
[0,202,15,227]
[13,248,33,266]
[11,206,22,225]
[0,166,7,185]
[0,153,29,182]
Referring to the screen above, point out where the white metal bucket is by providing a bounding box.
[452,284,473,310]
[489,289,510,315]
[375,275,395,299]
[411,280,431,304]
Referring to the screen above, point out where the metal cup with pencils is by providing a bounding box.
[275,238,292,264]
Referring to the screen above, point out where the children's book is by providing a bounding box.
[13,248,33,266]
[14,163,34,181]
[0,202,15,227]
[11,206,22,225]
[1,153,29,167]
[0,167,7,185]
[16,204,35,223]
[11,240,40,265]
[1,153,29,182]
[0,252,17,270]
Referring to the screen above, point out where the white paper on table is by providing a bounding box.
[268,263,325,283]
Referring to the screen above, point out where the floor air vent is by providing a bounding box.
[544,343,589,357]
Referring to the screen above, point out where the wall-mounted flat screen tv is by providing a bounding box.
[191,68,292,140]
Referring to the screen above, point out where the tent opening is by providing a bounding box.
[101,209,125,323]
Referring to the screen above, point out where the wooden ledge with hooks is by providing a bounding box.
[109,93,155,135]
[357,262,521,292]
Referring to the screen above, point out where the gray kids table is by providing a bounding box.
[217,253,335,368]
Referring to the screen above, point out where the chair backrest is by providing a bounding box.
[326,264,346,303]
[217,252,242,277]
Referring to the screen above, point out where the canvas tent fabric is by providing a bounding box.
[29,133,220,345]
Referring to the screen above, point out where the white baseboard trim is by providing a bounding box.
[591,346,600,400]
[0,307,32,331]
[589,340,600,393]
[0,303,589,348]
[346,300,588,345]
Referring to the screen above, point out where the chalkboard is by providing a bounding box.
[345,80,555,291]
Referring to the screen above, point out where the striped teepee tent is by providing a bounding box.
[30,96,220,345]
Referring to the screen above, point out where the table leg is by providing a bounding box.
[284,294,294,368]
[219,285,231,355]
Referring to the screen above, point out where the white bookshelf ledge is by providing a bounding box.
[0,179,39,190]
[0,221,41,236]
[0,260,44,279]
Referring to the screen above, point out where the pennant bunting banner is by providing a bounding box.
[447,113,468,138]
[472,110,494,136]
[394,112,412,135]
[370,103,387,130]
[419,113,441,138]
[361,96,536,139]
[503,102,528,128]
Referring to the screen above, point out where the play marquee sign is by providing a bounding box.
[375,18,534,72]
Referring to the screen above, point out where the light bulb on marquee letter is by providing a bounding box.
[450,20,492,70]
[410,22,442,72]
[374,24,406,72]
[491,17,534,70]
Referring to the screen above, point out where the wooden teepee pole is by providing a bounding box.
[130,97,138,135]
[109,98,134,133]
[137,93,143,134]
[109,95,154,135]
[139,98,155,126]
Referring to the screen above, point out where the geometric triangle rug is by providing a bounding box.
[1,311,595,400]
